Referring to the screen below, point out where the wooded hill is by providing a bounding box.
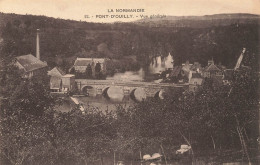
[0,12,259,73]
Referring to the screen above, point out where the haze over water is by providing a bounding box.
[107,53,174,82]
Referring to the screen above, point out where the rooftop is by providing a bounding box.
[62,74,75,78]
[16,54,47,72]
[48,67,65,77]
[204,63,221,72]
[74,58,105,66]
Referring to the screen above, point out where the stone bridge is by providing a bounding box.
[75,79,188,101]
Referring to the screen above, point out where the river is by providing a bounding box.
[55,53,174,112]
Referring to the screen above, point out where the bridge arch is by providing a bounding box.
[130,88,146,102]
[102,87,110,99]
[154,90,165,99]
[103,86,124,101]
[82,86,95,96]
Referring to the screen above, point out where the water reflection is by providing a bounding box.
[106,87,124,101]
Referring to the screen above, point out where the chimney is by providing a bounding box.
[36,29,40,60]
[208,59,214,66]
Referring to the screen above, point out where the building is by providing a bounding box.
[182,61,193,78]
[61,74,76,92]
[15,54,48,78]
[48,67,66,92]
[48,67,76,93]
[202,60,223,78]
[14,29,47,78]
[49,77,63,92]
[189,72,204,92]
[48,67,65,77]
[73,58,107,76]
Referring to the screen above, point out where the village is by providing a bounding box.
[0,9,258,164]
[13,29,246,100]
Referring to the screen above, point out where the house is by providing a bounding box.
[73,58,107,76]
[48,67,65,77]
[189,72,204,92]
[48,67,66,92]
[15,54,48,78]
[182,61,193,78]
[61,74,76,92]
[202,60,223,78]
[48,67,76,93]
[50,77,62,92]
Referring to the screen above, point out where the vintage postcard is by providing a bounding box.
[0,0,259,165]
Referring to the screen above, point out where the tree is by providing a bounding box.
[0,58,57,164]
[85,64,92,79]
[95,62,102,79]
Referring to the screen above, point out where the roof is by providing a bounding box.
[74,58,105,66]
[50,77,62,89]
[204,63,221,72]
[62,74,75,78]
[48,67,65,77]
[169,66,182,77]
[16,54,47,72]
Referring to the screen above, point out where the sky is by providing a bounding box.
[0,0,259,22]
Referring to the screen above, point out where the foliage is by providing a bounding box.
[0,13,258,72]
[0,12,259,164]
[85,64,92,79]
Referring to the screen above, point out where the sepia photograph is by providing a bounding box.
[0,0,259,164]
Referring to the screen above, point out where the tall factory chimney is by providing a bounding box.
[36,29,40,60]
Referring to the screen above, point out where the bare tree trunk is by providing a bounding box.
[84,159,88,165]
[160,144,168,165]
[139,150,142,165]
[236,116,252,165]
[100,154,103,165]
[240,129,251,165]
[237,127,245,155]
[114,151,116,165]
[211,135,216,150]
[243,128,250,141]
[178,130,194,163]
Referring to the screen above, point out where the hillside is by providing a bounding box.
[135,13,260,28]
[0,12,259,73]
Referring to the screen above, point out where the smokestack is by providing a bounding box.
[36,29,40,60]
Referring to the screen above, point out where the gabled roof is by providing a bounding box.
[48,67,65,77]
[16,54,47,72]
[169,66,182,77]
[74,58,105,66]
[204,63,221,72]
